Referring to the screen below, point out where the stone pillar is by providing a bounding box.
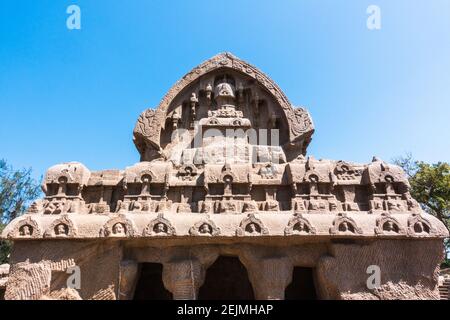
[118,260,139,300]
[6,241,122,300]
[315,239,445,300]
[162,259,205,300]
[247,257,293,300]
[5,262,51,300]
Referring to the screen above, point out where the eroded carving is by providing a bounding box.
[143,214,176,236]
[2,53,448,301]
[285,213,316,235]
[374,213,405,235]
[236,214,269,236]
[101,215,136,237]
[189,216,221,236]
[329,213,363,235]
[407,214,436,237]
[8,217,41,239]
[44,215,77,238]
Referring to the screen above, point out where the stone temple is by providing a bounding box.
[2,53,448,300]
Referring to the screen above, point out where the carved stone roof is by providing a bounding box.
[2,54,448,243]
[133,52,314,161]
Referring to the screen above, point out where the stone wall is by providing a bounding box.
[2,238,445,300]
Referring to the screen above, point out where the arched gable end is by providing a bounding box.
[133,52,314,162]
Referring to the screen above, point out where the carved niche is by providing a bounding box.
[236,214,269,236]
[44,215,77,238]
[407,214,436,237]
[329,213,363,235]
[374,213,405,236]
[143,214,176,236]
[101,215,137,238]
[8,216,41,239]
[285,213,316,235]
[189,216,221,236]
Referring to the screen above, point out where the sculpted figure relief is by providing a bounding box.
[102,215,136,238]
[3,53,444,243]
[112,223,125,236]
[55,224,68,236]
[285,214,316,235]
[2,53,448,301]
[8,217,41,239]
[189,218,220,236]
[330,214,363,235]
[19,225,32,237]
[143,214,176,236]
[236,214,269,236]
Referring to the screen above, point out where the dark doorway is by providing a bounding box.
[198,256,254,300]
[285,267,317,300]
[133,263,172,300]
[0,288,5,300]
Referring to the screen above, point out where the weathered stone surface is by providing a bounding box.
[1,53,448,300]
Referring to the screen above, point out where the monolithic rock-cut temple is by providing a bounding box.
[2,53,448,300]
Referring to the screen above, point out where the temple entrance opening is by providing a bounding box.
[198,256,254,300]
[133,263,172,300]
[285,267,317,300]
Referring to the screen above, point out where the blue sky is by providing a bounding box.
[1,0,449,180]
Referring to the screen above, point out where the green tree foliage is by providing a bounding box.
[394,154,450,267]
[0,159,41,263]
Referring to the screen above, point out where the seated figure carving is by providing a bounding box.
[19,225,33,237]
[112,223,126,236]
[383,221,399,234]
[153,222,168,234]
[199,223,212,235]
[3,53,448,301]
[55,223,68,236]
[338,221,355,234]
[245,222,261,236]
[293,221,310,234]
[414,222,430,235]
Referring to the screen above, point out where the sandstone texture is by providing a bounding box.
[1,53,448,300]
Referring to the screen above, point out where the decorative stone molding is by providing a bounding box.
[44,214,77,238]
[374,213,405,236]
[329,213,363,235]
[143,214,176,236]
[2,53,449,301]
[236,214,269,236]
[407,213,437,237]
[133,52,314,160]
[44,162,90,186]
[7,216,41,239]
[177,164,198,181]
[284,213,316,235]
[101,214,137,238]
[189,216,221,236]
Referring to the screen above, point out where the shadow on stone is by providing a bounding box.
[199,256,254,300]
[133,263,172,300]
[285,267,317,300]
